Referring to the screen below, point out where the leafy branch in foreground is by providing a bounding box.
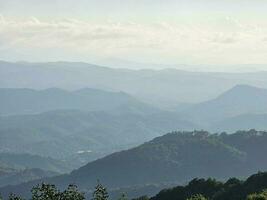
[246,189,267,200]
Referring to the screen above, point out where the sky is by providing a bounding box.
[1,0,267,71]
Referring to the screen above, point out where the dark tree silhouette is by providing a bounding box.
[92,181,109,200]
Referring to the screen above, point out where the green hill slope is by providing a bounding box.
[3,130,267,198]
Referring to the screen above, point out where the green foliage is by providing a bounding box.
[92,181,109,200]
[61,184,85,200]
[31,183,60,200]
[186,194,207,200]
[2,173,267,200]
[30,183,85,200]
[247,190,267,200]
[8,194,24,200]
[1,182,88,200]
[150,172,267,200]
[151,177,222,200]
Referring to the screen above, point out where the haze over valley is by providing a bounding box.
[1,0,267,199]
[0,60,267,199]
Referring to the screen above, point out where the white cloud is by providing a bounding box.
[0,16,267,66]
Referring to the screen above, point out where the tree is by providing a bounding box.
[31,183,60,200]
[30,183,86,200]
[186,194,207,200]
[61,184,85,200]
[8,193,24,200]
[247,190,267,200]
[92,181,109,200]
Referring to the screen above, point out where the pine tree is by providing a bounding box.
[92,181,109,200]
[31,183,60,200]
[61,184,85,200]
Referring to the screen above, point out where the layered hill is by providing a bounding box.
[1,61,267,107]
[2,130,267,198]
[0,167,58,187]
[211,113,267,132]
[0,87,156,116]
[0,153,71,173]
[0,110,196,161]
[0,153,67,187]
[183,85,267,125]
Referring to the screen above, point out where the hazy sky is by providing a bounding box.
[1,0,267,71]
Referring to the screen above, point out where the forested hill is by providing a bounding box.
[149,171,267,200]
[1,130,267,198]
[67,130,266,189]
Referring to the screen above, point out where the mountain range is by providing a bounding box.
[1,61,267,198]
[1,84,267,165]
[1,61,267,108]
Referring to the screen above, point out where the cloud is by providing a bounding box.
[0,16,267,65]
[0,14,4,24]
[210,33,239,44]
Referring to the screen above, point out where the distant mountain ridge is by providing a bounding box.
[183,84,267,125]
[0,87,156,116]
[1,61,267,107]
[212,113,267,132]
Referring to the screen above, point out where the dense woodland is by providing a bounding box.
[150,171,267,200]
